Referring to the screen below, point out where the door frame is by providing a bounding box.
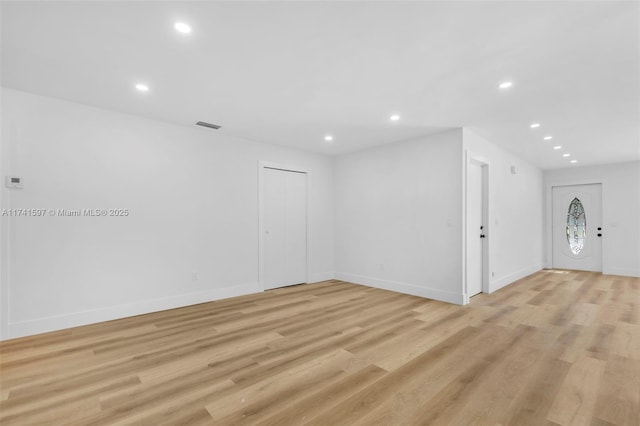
[463,151,490,303]
[545,179,606,271]
[258,161,311,290]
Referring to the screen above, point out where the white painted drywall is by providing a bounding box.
[544,161,640,277]
[0,103,8,339]
[3,87,630,341]
[0,88,334,339]
[333,130,465,304]
[463,129,544,293]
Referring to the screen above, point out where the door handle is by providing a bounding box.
[480,234,485,238]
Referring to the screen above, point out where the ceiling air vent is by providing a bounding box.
[196,121,221,130]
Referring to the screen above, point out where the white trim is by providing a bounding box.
[308,271,334,283]
[5,282,262,340]
[0,194,9,341]
[489,264,542,293]
[603,267,640,278]
[258,161,311,290]
[335,272,465,305]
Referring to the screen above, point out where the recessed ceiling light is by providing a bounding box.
[390,114,401,122]
[553,146,562,150]
[570,160,578,164]
[174,22,192,34]
[135,83,149,92]
[530,123,541,128]
[563,153,571,157]
[324,135,334,142]
[498,81,513,89]
[543,136,553,140]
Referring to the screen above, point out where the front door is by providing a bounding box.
[552,184,602,272]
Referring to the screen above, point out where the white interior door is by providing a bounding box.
[552,184,602,272]
[466,160,484,297]
[263,167,307,290]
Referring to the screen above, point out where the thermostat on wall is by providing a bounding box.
[5,176,23,189]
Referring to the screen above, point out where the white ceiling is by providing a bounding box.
[2,1,638,169]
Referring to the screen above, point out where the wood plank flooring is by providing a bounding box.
[1,269,639,425]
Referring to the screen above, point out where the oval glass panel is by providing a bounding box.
[566,197,586,255]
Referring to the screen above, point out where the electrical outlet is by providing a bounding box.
[192,272,199,281]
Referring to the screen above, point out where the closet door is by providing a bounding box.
[263,167,307,289]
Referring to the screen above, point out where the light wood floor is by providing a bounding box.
[1,270,639,425]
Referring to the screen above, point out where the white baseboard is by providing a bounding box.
[334,272,464,305]
[489,264,542,293]
[308,271,335,283]
[603,267,640,278]
[5,282,262,340]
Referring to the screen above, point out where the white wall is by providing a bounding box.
[0,88,334,339]
[334,130,465,304]
[463,129,544,293]
[6,87,627,340]
[544,161,640,277]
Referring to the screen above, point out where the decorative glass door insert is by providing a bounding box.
[566,197,586,255]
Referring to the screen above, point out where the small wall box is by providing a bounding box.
[5,176,23,189]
